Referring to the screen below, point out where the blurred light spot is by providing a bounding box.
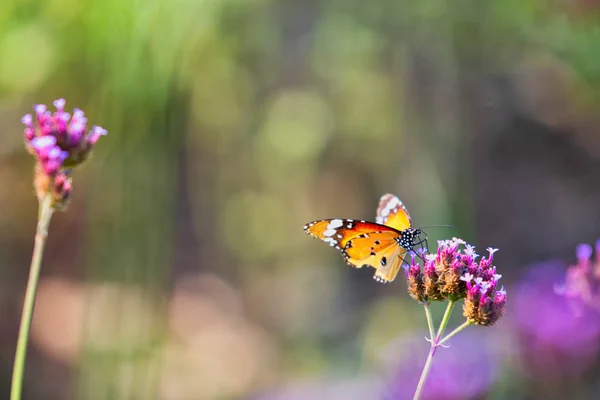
[243,263,340,338]
[221,191,289,260]
[253,375,383,400]
[160,272,278,399]
[333,70,396,140]
[84,283,162,352]
[31,278,85,364]
[312,12,382,77]
[359,296,421,366]
[46,0,83,26]
[169,273,243,340]
[191,55,253,153]
[0,24,55,91]
[256,89,333,161]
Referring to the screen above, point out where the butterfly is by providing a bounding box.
[303,194,427,283]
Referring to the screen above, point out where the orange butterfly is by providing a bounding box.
[303,194,427,283]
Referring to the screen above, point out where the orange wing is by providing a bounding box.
[342,230,410,283]
[303,219,396,250]
[303,219,407,283]
[376,194,412,232]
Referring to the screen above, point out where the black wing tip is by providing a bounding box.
[303,220,319,234]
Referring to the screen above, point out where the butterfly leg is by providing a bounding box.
[414,236,430,255]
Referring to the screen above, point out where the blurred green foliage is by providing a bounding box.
[2,0,600,399]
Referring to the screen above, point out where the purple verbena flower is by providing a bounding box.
[514,263,600,378]
[22,98,107,175]
[23,98,107,207]
[556,239,600,314]
[406,238,507,326]
[407,255,427,303]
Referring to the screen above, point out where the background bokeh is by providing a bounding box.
[2,0,600,399]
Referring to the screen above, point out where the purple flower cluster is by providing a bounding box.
[513,262,600,379]
[556,239,600,314]
[22,99,107,176]
[406,238,507,326]
[22,99,106,207]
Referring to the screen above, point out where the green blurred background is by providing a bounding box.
[2,0,600,399]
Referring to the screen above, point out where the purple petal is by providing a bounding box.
[53,98,66,110]
[34,104,47,114]
[87,125,108,144]
[577,243,593,263]
[30,136,57,149]
[21,114,32,126]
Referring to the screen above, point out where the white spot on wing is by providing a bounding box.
[323,229,337,237]
[323,237,337,247]
[328,219,344,229]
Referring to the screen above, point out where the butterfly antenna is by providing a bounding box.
[417,224,455,231]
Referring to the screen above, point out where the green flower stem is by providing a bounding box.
[412,300,456,400]
[423,303,435,341]
[10,194,54,400]
[438,320,471,347]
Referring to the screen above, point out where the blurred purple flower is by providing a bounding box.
[383,329,500,400]
[22,98,107,175]
[555,239,600,315]
[512,262,600,375]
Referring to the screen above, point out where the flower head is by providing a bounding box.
[406,238,507,326]
[22,99,107,208]
[23,99,107,172]
[406,254,426,303]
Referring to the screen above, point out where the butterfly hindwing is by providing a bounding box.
[342,230,408,283]
[376,193,412,232]
[373,246,409,283]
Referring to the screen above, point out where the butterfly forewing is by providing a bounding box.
[303,219,398,251]
[376,194,412,232]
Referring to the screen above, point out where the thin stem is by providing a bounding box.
[10,194,54,400]
[435,300,455,341]
[423,303,435,341]
[412,300,456,400]
[438,320,471,347]
[411,345,435,400]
